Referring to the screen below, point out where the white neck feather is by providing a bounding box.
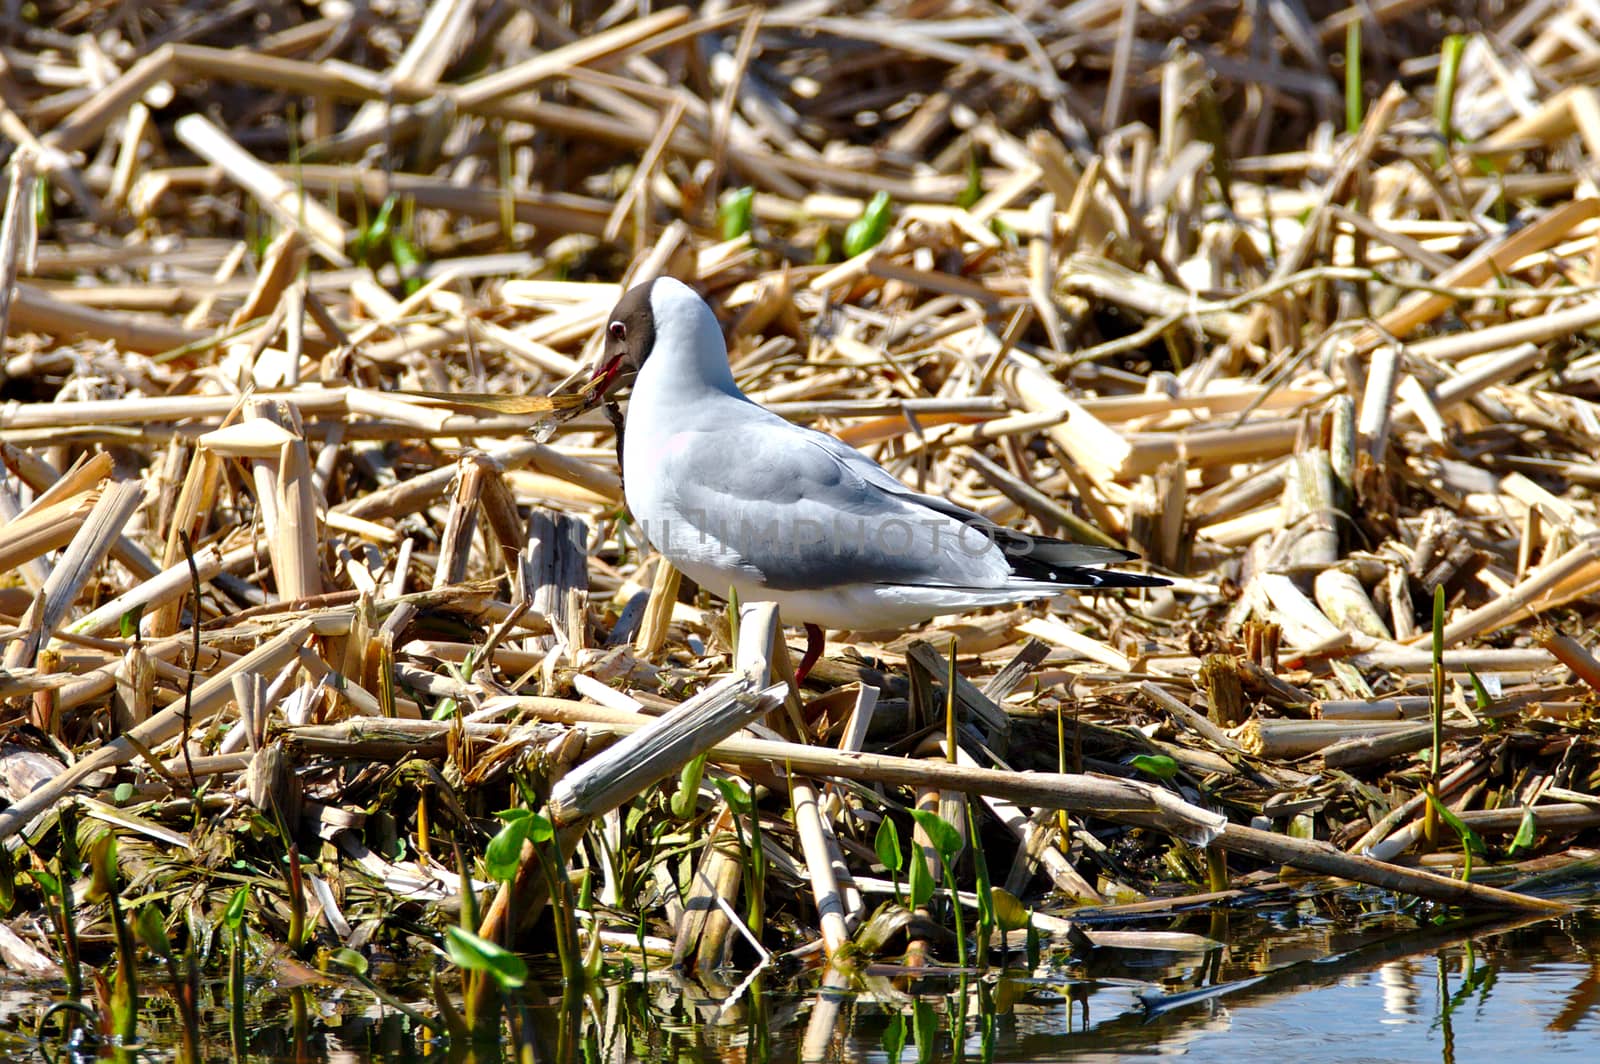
[634,279,740,402]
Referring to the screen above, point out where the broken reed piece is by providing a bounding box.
[1353,197,1600,351]
[1283,450,1339,569]
[273,417,323,603]
[0,619,317,844]
[1314,696,1432,721]
[432,454,490,590]
[334,439,620,523]
[1138,681,1247,754]
[286,707,1561,914]
[633,556,683,661]
[1255,573,1347,650]
[173,114,349,265]
[149,445,221,639]
[229,228,306,331]
[1438,537,1600,647]
[475,670,784,944]
[1320,722,1463,770]
[2,480,142,669]
[8,284,210,353]
[0,487,101,576]
[1197,654,1249,728]
[550,668,787,816]
[1206,822,1566,914]
[673,803,745,971]
[1235,718,1426,759]
[1358,344,1402,459]
[741,601,854,959]
[1532,627,1600,694]
[0,153,37,347]
[1242,620,1281,672]
[1313,567,1392,640]
[1237,657,1315,709]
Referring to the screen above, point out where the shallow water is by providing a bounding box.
[12,898,1600,1061]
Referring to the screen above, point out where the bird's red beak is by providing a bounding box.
[582,353,626,409]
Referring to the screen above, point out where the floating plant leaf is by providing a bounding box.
[444,925,527,989]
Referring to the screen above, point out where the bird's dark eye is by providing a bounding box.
[608,321,626,341]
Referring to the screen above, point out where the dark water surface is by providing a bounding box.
[11,899,1600,1061]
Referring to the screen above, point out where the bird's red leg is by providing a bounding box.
[795,623,825,685]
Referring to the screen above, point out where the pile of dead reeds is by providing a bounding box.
[1,0,1599,1006]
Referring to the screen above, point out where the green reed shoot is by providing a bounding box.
[1426,585,1446,844]
[30,867,76,1002]
[1424,791,1488,882]
[1509,808,1539,857]
[989,887,1031,969]
[908,839,934,909]
[718,186,755,240]
[134,905,199,1064]
[965,801,994,970]
[446,924,527,1047]
[1345,21,1363,134]
[881,1010,906,1064]
[487,803,572,985]
[844,191,892,257]
[0,844,14,917]
[1206,842,1230,894]
[352,194,397,269]
[57,803,83,997]
[913,997,939,1064]
[224,887,249,1053]
[284,841,308,955]
[979,977,999,1060]
[957,151,983,209]
[910,810,967,968]
[86,835,137,1045]
[670,754,707,821]
[1434,35,1468,166]
[714,778,766,938]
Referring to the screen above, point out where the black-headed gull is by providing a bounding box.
[587,276,1168,682]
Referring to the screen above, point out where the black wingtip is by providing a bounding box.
[1002,543,1170,589]
[1051,567,1172,589]
[1004,556,1171,588]
[966,524,1169,589]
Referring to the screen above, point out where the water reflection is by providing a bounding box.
[7,903,1600,1061]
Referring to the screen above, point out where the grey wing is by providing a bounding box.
[659,421,1011,591]
[786,418,1140,570]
